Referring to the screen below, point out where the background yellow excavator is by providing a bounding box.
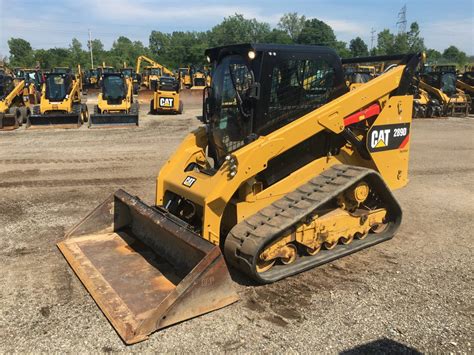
[136,55,174,90]
[28,66,88,128]
[89,72,139,127]
[58,44,423,344]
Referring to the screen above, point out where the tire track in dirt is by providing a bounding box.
[0,177,148,189]
[0,155,159,166]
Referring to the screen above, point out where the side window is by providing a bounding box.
[263,58,336,134]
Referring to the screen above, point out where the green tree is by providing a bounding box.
[407,22,425,52]
[87,39,105,68]
[376,29,395,55]
[297,18,336,46]
[277,13,306,40]
[69,38,86,67]
[209,14,271,46]
[149,30,171,56]
[264,29,293,44]
[392,33,410,54]
[349,37,369,57]
[442,46,468,66]
[426,49,442,64]
[8,38,35,67]
[334,41,351,58]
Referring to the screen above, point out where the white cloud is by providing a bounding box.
[421,18,474,53]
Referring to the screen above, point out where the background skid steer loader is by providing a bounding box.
[58,44,423,344]
[150,75,183,114]
[89,72,139,128]
[28,70,88,128]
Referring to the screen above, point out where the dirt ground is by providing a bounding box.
[0,95,472,353]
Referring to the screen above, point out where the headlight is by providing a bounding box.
[248,50,256,60]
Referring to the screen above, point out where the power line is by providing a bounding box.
[370,28,376,51]
[396,4,407,34]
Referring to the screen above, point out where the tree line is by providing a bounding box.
[6,13,472,70]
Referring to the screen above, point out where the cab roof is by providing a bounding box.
[204,43,337,62]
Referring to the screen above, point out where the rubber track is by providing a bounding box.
[224,164,402,283]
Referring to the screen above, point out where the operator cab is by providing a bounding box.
[156,75,179,92]
[101,73,127,104]
[44,72,73,101]
[203,43,347,167]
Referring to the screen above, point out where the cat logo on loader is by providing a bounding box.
[159,97,174,107]
[371,128,391,149]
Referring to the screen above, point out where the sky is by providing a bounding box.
[1,0,473,58]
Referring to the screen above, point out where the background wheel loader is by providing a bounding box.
[28,69,88,128]
[89,72,139,127]
[58,44,422,344]
[150,75,183,114]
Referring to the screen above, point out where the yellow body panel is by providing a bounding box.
[156,65,413,246]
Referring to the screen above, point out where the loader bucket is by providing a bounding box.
[27,113,81,129]
[57,189,238,344]
[0,111,20,130]
[89,113,139,128]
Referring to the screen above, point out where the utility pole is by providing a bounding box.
[88,29,94,69]
[397,5,407,34]
[370,28,376,51]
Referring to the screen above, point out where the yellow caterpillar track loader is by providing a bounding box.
[28,69,88,128]
[58,44,422,344]
[0,74,32,130]
[89,72,139,128]
[150,75,183,114]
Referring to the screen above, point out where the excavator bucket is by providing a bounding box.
[57,189,238,344]
[27,113,81,129]
[89,113,138,128]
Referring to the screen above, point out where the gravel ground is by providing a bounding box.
[0,98,472,353]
